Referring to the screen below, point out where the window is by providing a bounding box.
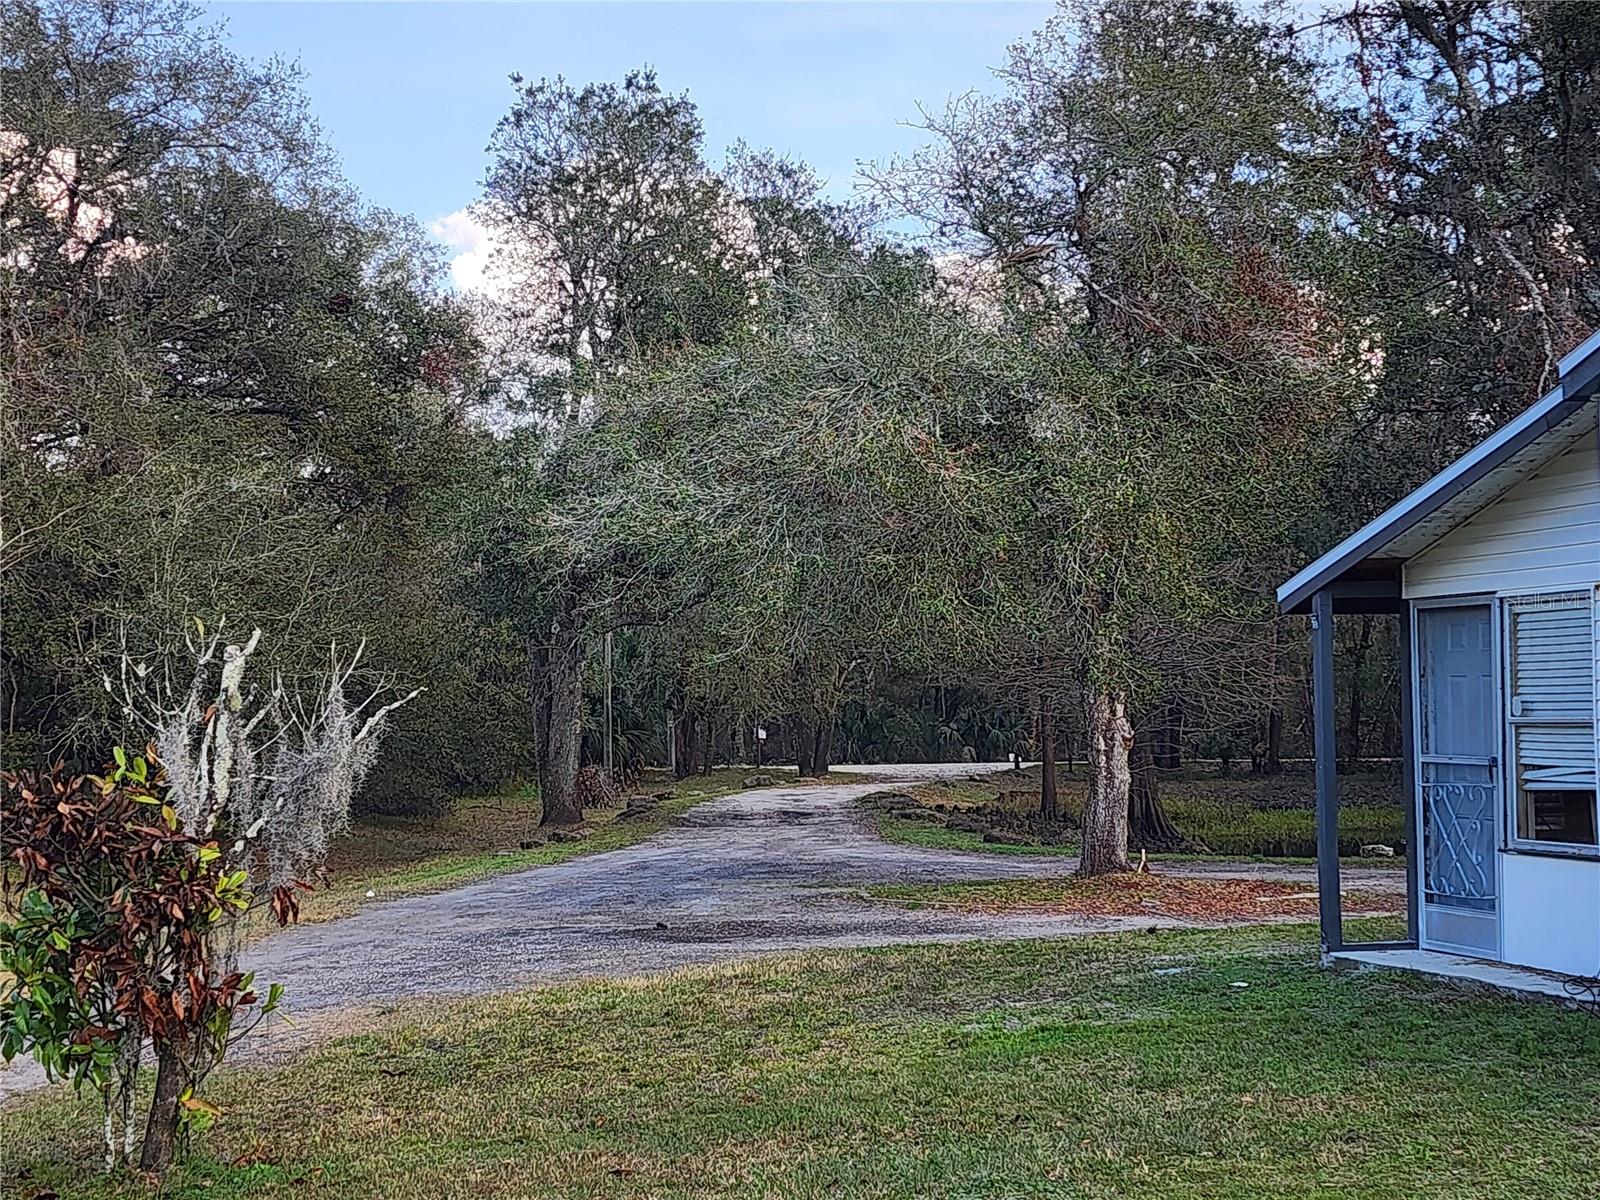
[1506,594,1598,848]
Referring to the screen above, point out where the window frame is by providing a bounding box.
[1501,589,1600,860]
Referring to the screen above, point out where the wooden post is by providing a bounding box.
[1311,588,1343,956]
[1398,602,1420,946]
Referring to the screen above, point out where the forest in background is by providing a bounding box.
[5,0,1598,870]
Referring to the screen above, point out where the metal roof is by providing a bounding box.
[1277,329,1600,615]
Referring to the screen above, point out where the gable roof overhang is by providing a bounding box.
[1277,329,1600,616]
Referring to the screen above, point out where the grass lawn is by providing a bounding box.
[874,813,1083,856]
[869,765,1408,865]
[6,924,1596,1199]
[295,768,762,927]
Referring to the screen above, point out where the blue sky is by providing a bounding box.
[206,2,1053,285]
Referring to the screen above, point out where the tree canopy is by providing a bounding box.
[5,0,1597,852]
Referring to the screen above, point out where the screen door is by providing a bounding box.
[1416,603,1500,957]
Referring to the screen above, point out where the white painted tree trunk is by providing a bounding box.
[118,1033,139,1166]
[99,1030,141,1171]
[102,1089,115,1174]
[1078,689,1133,876]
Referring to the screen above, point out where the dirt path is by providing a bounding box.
[0,764,1402,1098]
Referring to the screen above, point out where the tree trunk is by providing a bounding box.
[1038,698,1058,822]
[1261,616,1284,775]
[526,591,588,828]
[1264,706,1283,775]
[795,710,832,777]
[795,717,816,777]
[1154,698,1182,769]
[1078,690,1133,876]
[810,714,831,777]
[701,710,714,776]
[101,1081,116,1174]
[544,654,584,825]
[114,1030,140,1168]
[1131,727,1184,850]
[138,1039,189,1173]
[1343,614,1374,771]
[674,710,699,780]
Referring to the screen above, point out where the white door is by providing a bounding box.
[1416,603,1500,958]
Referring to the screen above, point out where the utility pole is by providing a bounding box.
[602,630,614,774]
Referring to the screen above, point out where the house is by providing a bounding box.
[1278,329,1600,988]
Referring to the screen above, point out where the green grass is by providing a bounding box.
[1157,798,1405,860]
[295,768,760,927]
[869,766,1408,865]
[6,925,1596,1198]
[873,812,1079,856]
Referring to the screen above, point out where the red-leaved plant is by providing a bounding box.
[1,750,285,1173]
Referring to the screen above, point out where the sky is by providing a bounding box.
[205,2,1055,289]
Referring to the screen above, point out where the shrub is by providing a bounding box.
[1,752,277,1172]
[355,671,531,819]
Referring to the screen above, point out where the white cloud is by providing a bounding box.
[430,206,504,297]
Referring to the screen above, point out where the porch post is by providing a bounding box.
[1311,588,1343,956]
[1397,601,1420,945]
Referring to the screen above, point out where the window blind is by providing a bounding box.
[1509,598,1596,791]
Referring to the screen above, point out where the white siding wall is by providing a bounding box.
[1501,853,1600,975]
[1403,432,1599,600]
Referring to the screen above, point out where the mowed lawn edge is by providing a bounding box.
[6,925,1597,1199]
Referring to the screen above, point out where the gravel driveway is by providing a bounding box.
[1,763,1400,1098]
[246,763,1401,1010]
